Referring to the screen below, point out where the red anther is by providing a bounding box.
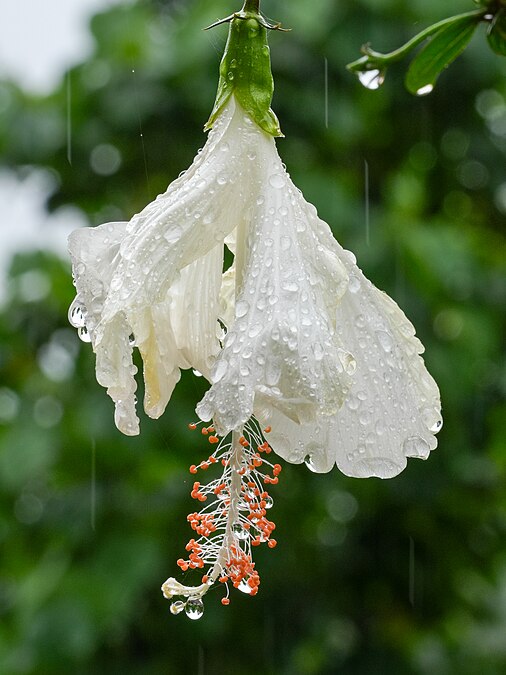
[248,577,257,589]
[252,537,261,546]
[207,426,215,433]
[201,462,210,470]
[197,494,207,502]
[209,456,217,463]
[268,539,277,548]
[221,459,229,466]
[219,576,229,583]
[270,476,279,484]
[253,458,262,467]
[201,427,209,435]
[250,587,258,596]
[238,467,246,476]
[188,423,197,430]
[243,522,251,530]
[264,426,271,433]
[189,465,198,474]
[209,436,219,444]
[273,464,282,475]
[221,597,230,606]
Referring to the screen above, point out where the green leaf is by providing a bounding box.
[405,15,478,96]
[487,9,506,56]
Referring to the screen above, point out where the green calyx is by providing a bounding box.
[204,1,286,137]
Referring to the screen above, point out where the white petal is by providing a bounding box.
[260,252,442,478]
[69,97,267,433]
[197,133,352,434]
[168,243,224,380]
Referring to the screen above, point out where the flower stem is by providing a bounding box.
[242,0,260,13]
[347,9,487,72]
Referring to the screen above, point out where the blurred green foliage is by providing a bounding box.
[0,0,505,673]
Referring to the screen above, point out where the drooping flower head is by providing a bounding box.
[68,0,442,618]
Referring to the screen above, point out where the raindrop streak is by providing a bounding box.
[131,66,151,198]
[364,159,370,246]
[91,439,96,532]
[358,68,385,90]
[324,57,329,129]
[66,71,72,166]
[409,536,415,607]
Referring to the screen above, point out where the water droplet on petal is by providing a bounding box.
[403,436,430,458]
[235,300,249,318]
[164,225,183,244]
[212,360,228,383]
[304,454,318,472]
[78,326,92,343]
[338,350,357,375]
[376,330,394,353]
[185,597,204,620]
[170,600,185,615]
[269,173,285,189]
[348,276,361,294]
[357,68,385,90]
[68,302,86,328]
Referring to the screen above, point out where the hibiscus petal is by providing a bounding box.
[258,249,442,478]
[69,98,269,434]
[197,130,353,434]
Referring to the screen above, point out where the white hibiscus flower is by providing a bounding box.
[69,0,442,613]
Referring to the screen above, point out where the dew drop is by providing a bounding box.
[238,579,253,594]
[235,300,249,318]
[264,496,273,509]
[164,225,183,244]
[232,522,249,540]
[170,600,185,615]
[68,302,86,328]
[185,597,204,620]
[345,396,359,411]
[376,330,394,353]
[348,276,361,294]
[338,350,357,375]
[280,236,292,251]
[212,360,228,383]
[269,173,285,189]
[357,68,385,90]
[304,454,318,472]
[248,323,262,338]
[78,326,92,343]
[403,436,430,458]
[416,84,433,97]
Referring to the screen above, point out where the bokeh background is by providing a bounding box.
[1,0,505,673]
